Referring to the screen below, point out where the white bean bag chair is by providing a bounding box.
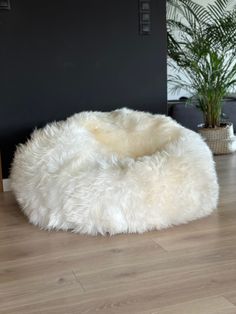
[10,108,219,235]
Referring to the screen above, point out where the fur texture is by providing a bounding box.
[10,108,219,235]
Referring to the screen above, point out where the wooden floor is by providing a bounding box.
[1,155,236,314]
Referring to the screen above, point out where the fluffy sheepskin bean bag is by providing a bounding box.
[10,108,219,235]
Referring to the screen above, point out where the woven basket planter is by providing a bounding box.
[198,123,236,155]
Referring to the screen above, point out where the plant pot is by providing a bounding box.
[198,123,236,155]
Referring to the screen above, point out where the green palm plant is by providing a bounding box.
[167,0,236,128]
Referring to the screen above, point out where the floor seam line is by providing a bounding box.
[72,270,86,293]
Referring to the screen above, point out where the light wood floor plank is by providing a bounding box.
[1,154,236,313]
[224,291,236,307]
[138,296,236,314]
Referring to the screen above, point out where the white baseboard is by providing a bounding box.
[3,179,11,192]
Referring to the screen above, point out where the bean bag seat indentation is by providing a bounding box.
[10,108,219,235]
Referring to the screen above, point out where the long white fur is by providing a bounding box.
[10,108,219,235]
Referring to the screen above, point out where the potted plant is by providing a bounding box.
[167,0,236,154]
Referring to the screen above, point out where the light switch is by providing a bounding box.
[0,0,10,10]
[141,2,150,11]
[141,24,151,34]
[139,0,151,35]
[141,13,150,22]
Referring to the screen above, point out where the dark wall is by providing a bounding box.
[0,0,167,177]
[168,100,236,132]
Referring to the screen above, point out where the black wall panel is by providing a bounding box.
[0,0,167,177]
